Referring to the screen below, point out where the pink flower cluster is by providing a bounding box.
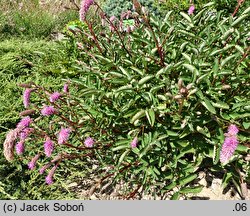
[79,0,94,21]
[28,154,40,170]
[84,137,95,148]
[130,137,138,148]
[188,5,195,15]
[23,88,33,108]
[41,106,56,116]
[58,128,71,144]
[44,138,54,157]
[45,165,58,185]
[220,124,239,164]
[49,92,61,103]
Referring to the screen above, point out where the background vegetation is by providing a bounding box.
[0,0,249,200]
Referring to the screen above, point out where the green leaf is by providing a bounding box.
[213,144,220,165]
[166,130,179,136]
[170,192,180,200]
[112,145,128,152]
[138,75,154,86]
[176,145,195,159]
[221,54,237,67]
[212,101,229,109]
[118,150,130,166]
[200,98,216,114]
[243,122,250,129]
[145,109,155,127]
[231,14,249,27]
[118,66,131,80]
[236,145,249,153]
[179,186,203,194]
[222,173,232,189]
[130,110,145,124]
[196,126,211,138]
[178,174,197,186]
[180,12,193,23]
[182,53,192,63]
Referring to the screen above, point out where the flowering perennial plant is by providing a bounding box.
[3,1,250,198]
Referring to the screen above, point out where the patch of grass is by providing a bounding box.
[0,0,79,40]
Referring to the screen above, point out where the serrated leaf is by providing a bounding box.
[196,126,211,138]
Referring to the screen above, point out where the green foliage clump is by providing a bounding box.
[10,2,248,199]
[1,1,250,199]
[103,0,161,18]
[159,0,250,14]
[0,0,78,40]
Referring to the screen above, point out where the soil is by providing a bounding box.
[67,170,250,200]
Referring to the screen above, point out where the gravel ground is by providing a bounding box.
[67,170,249,200]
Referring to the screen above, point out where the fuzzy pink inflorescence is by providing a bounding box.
[39,163,51,174]
[17,116,32,128]
[58,128,71,144]
[220,124,239,163]
[15,140,25,155]
[41,106,56,116]
[63,83,69,93]
[49,92,61,103]
[23,88,32,108]
[19,127,34,140]
[188,5,195,15]
[130,137,138,148]
[79,0,94,21]
[28,154,40,170]
[45,165,58,185]
[84,137,95,148]
[44,138,54,157]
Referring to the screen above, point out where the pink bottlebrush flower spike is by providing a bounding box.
[17,116,32,128]
[58,128,71,144]
[131,137,138,148]
[220,124,239,164]
[45,165,58,185]
[63,83,69,93]
[41,106,56,116]
[23,88,32,108]
[84,137,95,148]
[15,140,25,155]
[188,5,195,15]
[44,138,54,157]
[39,163,51,174]
[79,0,94,21]
[28,154,40,170]
[49,92,61,103]
[19,127,34,140]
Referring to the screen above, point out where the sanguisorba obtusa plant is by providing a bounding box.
[4,1,250,199]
